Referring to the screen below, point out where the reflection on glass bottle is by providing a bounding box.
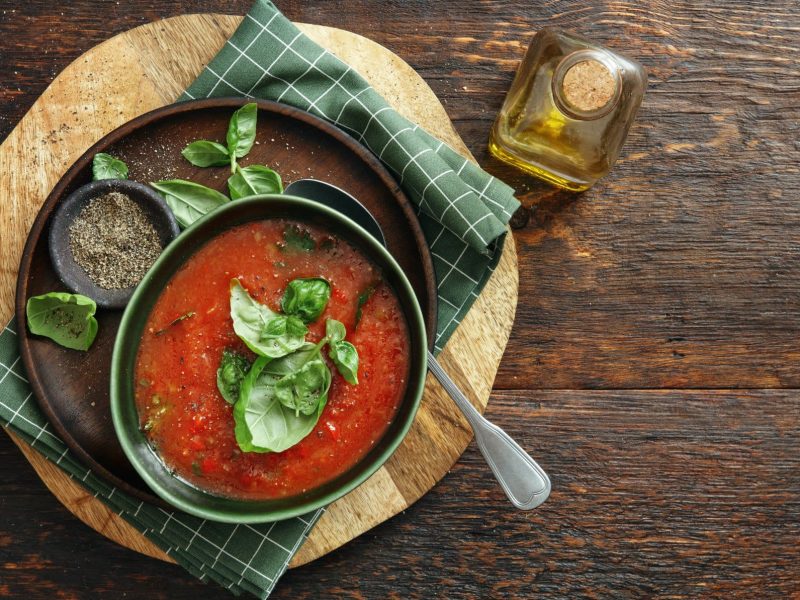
[489,28,647,192]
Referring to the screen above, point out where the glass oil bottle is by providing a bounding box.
[489,28,647,191]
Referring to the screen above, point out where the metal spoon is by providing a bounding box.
[284,179,551,510]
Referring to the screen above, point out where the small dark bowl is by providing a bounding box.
[48,179,180,309]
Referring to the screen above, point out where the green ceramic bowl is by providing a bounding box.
[110,195,428,523]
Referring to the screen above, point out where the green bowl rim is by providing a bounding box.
[110,194,428,522]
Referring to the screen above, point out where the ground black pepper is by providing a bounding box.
[68,191,162,289]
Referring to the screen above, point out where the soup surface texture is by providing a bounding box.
[134,219,410,500]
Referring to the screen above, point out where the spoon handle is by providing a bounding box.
[427,351,551,510]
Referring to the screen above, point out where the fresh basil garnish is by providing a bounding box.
[281,278,331,323]
[92,153,128,181]
[216,349,251,405]
[329,340,359,385]
[228,286,360,454]
[234,347,331,453]
[26,292,98,351]
[324,318,359,384]
[227,164,283,200]
[261,314,309,356]
[281,224,316,253]
[325,317,346,344]
[226,102,258,171]
[229,279,307,359]
[354,283,377,328]
[150,179,229,228]
[274,357,331,417]
[181,140,230,167]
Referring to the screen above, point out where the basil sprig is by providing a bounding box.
[322,319,359,384]
[234,347,331,453]
[26,292,98,351]
[233,319,356,452]
[156,104,284,228]
[229,279,307,358]
[223,277,360,454]
[92,153,128,181]
[329,341,359,385]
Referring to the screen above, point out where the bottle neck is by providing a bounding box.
[552,49,622,120]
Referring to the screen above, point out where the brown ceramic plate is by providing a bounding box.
[15,98,437,504]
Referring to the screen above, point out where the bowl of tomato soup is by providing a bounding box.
[110,195,427,522]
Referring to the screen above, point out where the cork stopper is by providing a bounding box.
[561,59,617,113]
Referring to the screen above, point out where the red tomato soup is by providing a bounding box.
[134,220,411,500]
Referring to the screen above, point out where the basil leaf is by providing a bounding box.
[329,340,359,385]
[150,179,229,228]
[229,279,306,358]
[274,358,330,416]
[281,278,330,323]
[216,349,251,404]
[260,314,308,357]
[226,102,258,160]
[325,318,346,344]
[92,153,128,181]
[281,224,315,253]
[234,345,331,453]
[354,283,377,328]
[227,165,283,200]
[181,140,230,167]
[26,292,98,351]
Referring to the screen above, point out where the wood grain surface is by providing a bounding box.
[2,1,799,598]
[0,14,518,568]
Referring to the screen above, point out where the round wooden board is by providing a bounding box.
[0,14,518,568]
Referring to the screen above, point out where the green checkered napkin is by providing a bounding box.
[183,0,519,352]
[0,319,322,597]
[1,0,519,597]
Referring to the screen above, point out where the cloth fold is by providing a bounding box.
[2,0,520,598]
[184,0,519,351]
[183,0,518,257]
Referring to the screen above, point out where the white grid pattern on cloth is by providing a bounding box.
[200,12,496,251]
[411,123,513,220]
[183,8,519,360]
[0,319,326,595]
[196,59,494,325]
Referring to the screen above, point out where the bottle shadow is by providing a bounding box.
[483,153,582,231]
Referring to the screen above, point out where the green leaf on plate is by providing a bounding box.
[92,153,128,181]
[227,164,283,200]
[150,179,229,228]
[226,102,258,164]
[26,292,98,351]
[181,140,230,167]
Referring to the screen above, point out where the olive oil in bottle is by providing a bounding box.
[489,28,647,191]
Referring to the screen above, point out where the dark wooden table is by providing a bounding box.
[2,1,799,597]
